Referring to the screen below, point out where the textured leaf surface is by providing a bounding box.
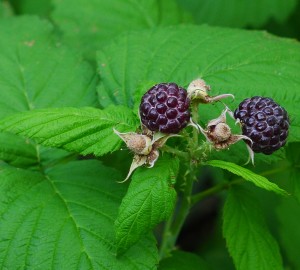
[97,25,300,147]
[205,160,287,195]
[0,16,97,119]
[0,106,139,157]
[223,186,283,270]
[115,156,179,253]
[0,132,37,167]
[52,0,191,59]
[0,161,158,269]
[176,0,297,27]
[158,250,210,270]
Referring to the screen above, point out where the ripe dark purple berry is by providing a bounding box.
[140,83,191,134]
[234,96,290,155]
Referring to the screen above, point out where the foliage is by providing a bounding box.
[0,1,300,269]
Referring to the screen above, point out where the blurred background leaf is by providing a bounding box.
[0,1,13,17]
[7,0,53,17]
[51,0,192,60]
[176,0,297,28]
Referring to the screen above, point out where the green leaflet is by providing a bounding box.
[158,250,210,270]
[115,156,179,253]
[0,16,98,119]
[176,0,297,27]
[223,186,283,270]
[51,0,192,59]
[0,161,158,270]
[97,25,300,147]
[0,106,139,157]
[205,160,288,195]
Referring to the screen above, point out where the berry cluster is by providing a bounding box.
[139,83,190,134]
[115,79,291,181]
[234,96,289,155]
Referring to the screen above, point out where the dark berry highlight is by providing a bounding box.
[140,83,191,134]
[234,96,289,155]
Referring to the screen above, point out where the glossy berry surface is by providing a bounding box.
[140,83,190,133]
[234,96,289,155]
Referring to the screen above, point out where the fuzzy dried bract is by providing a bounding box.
[113,127,176,182]
[197,107,254,163]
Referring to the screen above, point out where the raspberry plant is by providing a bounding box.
[0,1,300,270]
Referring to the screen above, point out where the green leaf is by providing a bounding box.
[51,0,191,59]
[8,0,53,17]
[176,0,297,27]
[223,186,283,270]
[285,142,300,202]
[158,250,210,270]
[97,25,300,145]
[276,197,300,269]
[205,160,287,195]
[0,16,98,119]
[115,156,179,253]
[0,160,158,269]
[0,132,37,168]
[0,106,139,157]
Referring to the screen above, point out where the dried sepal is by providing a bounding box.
[113,128,152,155]
[187,78,211,100]
[187,78,234,103]
[113,126,177,182]
[198,108,254,163]
[118,155,147,183]
[146,149,159,168]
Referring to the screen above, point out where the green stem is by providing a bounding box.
[158,206,175,259]
[161,145,189,160]
[159,165,196,259]
[190,163,291,206]
[159,101,200,259]
[170,165,195,237]
[260,165,291,177]
[191,179,243,206]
